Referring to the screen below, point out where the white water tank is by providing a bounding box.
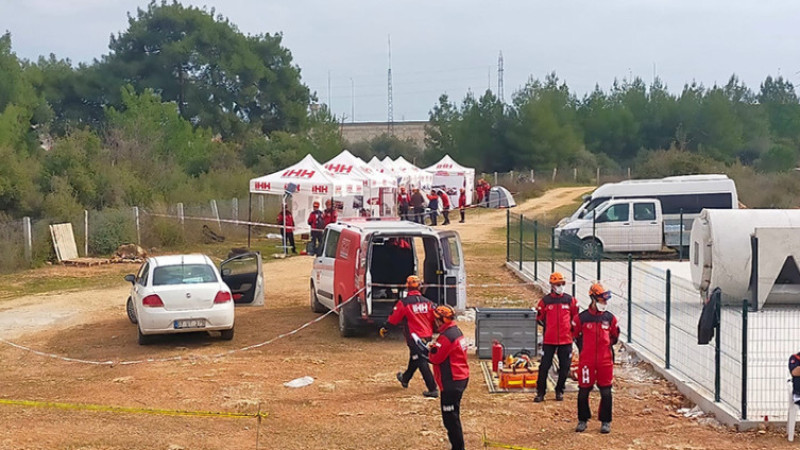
[690,209,800,306]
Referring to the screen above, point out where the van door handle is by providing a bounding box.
[622,223,630,226]
[650,222,658,225]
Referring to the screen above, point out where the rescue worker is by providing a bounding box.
[439,190,451,225]
[427,190,440,226]
[380,275,439,398]
[307,201,324,254]
[398,186,411,220]
[323,199,338,226]
[429,304,469,450]
[458,188,466,223]
[482,180,491,206]
[410,188,426,224]
[276,205,296,254]
[476,179,485,204]
[790,351,800,405]
[573,282,620,434]
[534,272,579,402]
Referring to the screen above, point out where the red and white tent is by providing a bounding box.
[424,154,475,206]
[324,150,397,216]
[249,154,361,232]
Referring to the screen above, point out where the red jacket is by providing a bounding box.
[458,192,466,208]
[387,291,435,341]
[307,209,324,232]
[573,307,619,367]
[323,208,338,226]
[429,321,470,390]
[398,192,410,206]
[276,211,294,233]
[440,193,451,209]
[536,292,578,345]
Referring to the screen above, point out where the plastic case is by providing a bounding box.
[475,308,537,359]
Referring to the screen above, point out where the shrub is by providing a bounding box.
[89,209,136,255]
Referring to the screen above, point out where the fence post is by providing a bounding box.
[627,253,632,343]
[518,214,523,271]
[551,167,557,182]
[23,217,32,263]
[510,170,514,183]
[232,198,239,222]
[550,227,555,274]
[573,167,577,182]
[679,208,684,261]
[571,254,576,298]
[665,269,672,369]
[627,167,631,179]
[751,235,759,312]
[530,169,534,182]
[741,299,748,421]
[133,207,141,246]
[494,171,498,186]
[210,200,222,231]
[533,221,539,280]
[714,296,721,402]
[177,202,185,230]
[596,167,600,186]
[506,209,510,262]
[84,210,89,256]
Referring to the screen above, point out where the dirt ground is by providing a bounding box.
[0,187,794,449]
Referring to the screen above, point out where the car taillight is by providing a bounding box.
[142,294,164,307]
[214,291,232,304]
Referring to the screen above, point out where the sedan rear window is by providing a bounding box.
[152,264,217,286]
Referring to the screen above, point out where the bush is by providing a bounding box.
[634,148,724,178]
[89,209,136,255]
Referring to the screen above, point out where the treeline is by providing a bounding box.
[3,1,800,222]
[424,73,800,175]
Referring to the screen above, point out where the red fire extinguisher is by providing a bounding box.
[492,340,504,373]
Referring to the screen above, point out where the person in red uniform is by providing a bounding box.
[429,304,469,450]
[439,190,451,225]
[482,180,491,206]
[573,282,620,434]
[323,199,338,226]
[458,188,466,223]
[398,186,411,220]
[476,179,485,204]
[380,275,439,398]
[276,205,296,254]
[534,272,579,402]
[307,201,324,254]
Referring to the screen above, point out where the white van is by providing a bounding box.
[556,174,738,250]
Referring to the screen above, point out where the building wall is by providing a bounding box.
[340,121,428,148]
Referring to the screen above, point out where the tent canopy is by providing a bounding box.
[424,154,475,177]
[424,154,475,207]
[393,156,433,190]
[249,154,361,196]
[325,150,396,189]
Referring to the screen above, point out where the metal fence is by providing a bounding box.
[506,210,797,424]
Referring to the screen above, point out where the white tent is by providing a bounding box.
[249,154,361,233]
[324,150,397,217]
[424,154,475,207]
[393,156,434,191]
[486,186,516,208]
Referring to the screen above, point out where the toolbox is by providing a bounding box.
[475,308,538,359]
[498,368,538,389]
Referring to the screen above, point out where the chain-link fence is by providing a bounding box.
[505,210,800,425]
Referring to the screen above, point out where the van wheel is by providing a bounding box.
[126,297,137,324]
[338,297,360,337]
[580,238,602,259]
[310,282,327,313]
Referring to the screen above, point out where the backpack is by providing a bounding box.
[312,211,325,230]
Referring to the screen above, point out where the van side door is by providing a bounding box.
[593,202,631,251]
[439,230,466,312]
[315,229,339,309]
[631,201,662,251]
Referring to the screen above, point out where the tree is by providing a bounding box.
[100,1,310,138]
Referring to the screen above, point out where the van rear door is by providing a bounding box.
[439,230,466,312]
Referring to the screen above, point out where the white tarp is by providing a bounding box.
[249,154,361,232]
[424,154,475,207]
[393,156,433,191]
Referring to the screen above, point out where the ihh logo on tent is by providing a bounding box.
[326,164,353,174]
[312,185,328,194]
[436,164,453,169]
[283,169,315,178]
[254,181,271,191]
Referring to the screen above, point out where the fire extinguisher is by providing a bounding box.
[492,340,504,373]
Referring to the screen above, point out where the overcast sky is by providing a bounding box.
[2,0,798,122]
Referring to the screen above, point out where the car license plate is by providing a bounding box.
[174,319,205,329]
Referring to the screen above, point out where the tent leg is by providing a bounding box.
[248,193,252,248]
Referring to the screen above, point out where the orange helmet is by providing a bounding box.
[589,282,611,301]
[406,275,421,290]
[549,272,565,285]
[434,304,455,322]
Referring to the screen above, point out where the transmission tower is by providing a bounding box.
[498,51,504,103]
[387,35,394,134]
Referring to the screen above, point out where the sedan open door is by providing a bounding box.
[220,252,264,306]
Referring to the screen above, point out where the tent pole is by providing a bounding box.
[248,193,252,248]
[282,194,287,256]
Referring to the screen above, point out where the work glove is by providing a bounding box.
[379,327,388,338]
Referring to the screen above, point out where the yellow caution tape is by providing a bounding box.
[0,398,268,419]
[483,436,538,450]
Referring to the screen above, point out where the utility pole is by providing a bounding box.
[350,78,354,122]
[498,51,504,103]
[387,35,394,134]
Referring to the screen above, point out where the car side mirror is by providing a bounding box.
[124,274,135,284]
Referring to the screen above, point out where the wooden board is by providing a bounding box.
[49,223,79,262]
[63,257,111,267]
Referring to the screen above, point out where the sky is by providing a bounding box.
[1,0,799,122]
